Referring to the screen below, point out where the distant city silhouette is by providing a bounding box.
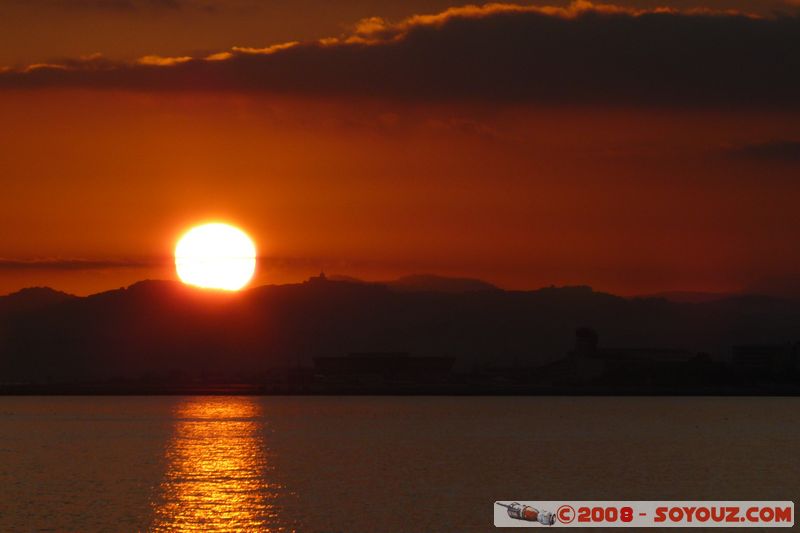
[1,275,798,394]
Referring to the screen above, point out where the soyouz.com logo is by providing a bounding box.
[494,501,794,528]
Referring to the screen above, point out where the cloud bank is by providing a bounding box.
[1,1,799,108]
[727,139,800,162]
[0,258,164,271]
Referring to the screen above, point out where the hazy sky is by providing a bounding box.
[2,1,800,295]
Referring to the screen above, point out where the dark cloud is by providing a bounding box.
[2,2,800,108]
[727,140,800,162]
[0,256,321,271]
[0,258,165,271]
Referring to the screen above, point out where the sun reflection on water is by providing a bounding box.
[151,396,293,532]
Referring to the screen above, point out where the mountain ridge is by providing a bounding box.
[1,275,799,387]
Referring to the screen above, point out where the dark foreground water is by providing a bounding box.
[0,396,797,532]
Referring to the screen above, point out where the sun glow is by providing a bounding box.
[175,223,256,291]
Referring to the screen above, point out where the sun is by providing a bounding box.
[175,223,256,291]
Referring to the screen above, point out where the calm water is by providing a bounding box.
[0,396,798,532]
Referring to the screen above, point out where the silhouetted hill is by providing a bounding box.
[326,274,370,284]
[325,274,498,293]
[635,291,735,304]
[0,287,76,317]
[387,274,498,293]
[1,277,799,387]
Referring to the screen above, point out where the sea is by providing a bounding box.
[0,396,797,532]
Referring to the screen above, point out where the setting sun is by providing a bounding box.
[175,223,256,291]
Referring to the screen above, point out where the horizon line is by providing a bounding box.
[0,275,769,302]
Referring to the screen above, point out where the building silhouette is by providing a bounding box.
[313,352,455,388]
[730,343,799,377]
[542,327,702,386]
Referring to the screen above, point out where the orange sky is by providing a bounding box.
[2,1,800,296]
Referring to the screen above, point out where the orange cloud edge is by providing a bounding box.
[0,1,761,75]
